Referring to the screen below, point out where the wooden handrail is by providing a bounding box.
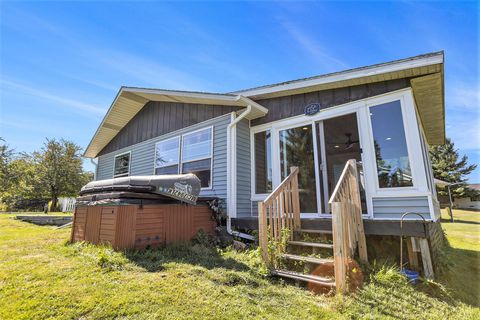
[329,159,368,293]
[258,166,301,268]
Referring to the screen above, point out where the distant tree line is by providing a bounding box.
[0,137,93,212]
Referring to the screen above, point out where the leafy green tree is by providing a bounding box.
[429,138,478,199]
[0,138,14,191]
[32,138,92,211]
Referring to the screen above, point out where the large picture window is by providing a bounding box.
[154,127,213,189]
[155,137,180,175]
[370,100,413,188]
[114,152,130,177]
[181,128,212,188]
[254,130,272,194]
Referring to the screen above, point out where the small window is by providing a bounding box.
[181,128,212,188]
[254,130,272,194]
[114,152,130,177]
[155,137,180,175]
[370,100,413,188]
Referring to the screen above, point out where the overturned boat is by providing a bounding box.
[77,174,201,205]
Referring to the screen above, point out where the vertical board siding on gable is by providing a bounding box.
[99,101,240,156]
[236,119,252,217]
[372,197,431,220]
[96,113,231,200]
[251,79,410,126]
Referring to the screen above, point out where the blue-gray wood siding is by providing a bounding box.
[96,113,232,200]
[372,196,431,219]
[236,119,252,217]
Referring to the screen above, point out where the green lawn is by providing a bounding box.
[437,209,480,306]
[0,211,478,319]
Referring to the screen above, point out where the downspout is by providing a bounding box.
[227,100,255,241]
[90,158,98,181]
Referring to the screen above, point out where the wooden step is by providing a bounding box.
[279,253,333,265]
[288,241,334,249]
[295,229,332,235]
[272,269,335,287]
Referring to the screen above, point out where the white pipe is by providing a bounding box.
[226,101,254,240]
[90,158,98,180]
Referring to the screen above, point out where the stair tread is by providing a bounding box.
[279,253,333,264]
[272,269,336,286]
[295,229,332,234]
[288,240,334,249]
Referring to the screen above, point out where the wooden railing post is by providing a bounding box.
[332,202,347,293]
[290,167,301,230]
[258,201,269,267]
[350,160,368,263]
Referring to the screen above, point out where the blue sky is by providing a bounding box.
[0,1,478,181]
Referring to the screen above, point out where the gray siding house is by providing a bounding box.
[84,52,445,239]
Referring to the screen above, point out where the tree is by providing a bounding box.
[429,138,478,199]
[0,138,14,191]
[32,138,92,211]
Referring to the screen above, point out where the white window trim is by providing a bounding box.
[153,136,181,172]
[250,129,273,200]
[181,126,214,190]
[364,92,429,196]
[113,151,131,178]
[152,126,214,190]
[249,88,432,219]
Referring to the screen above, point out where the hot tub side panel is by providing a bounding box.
[72,204,216,250]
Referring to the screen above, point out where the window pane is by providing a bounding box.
[156,138,179,168]
[182,159,211,188]
[114,153,130,177]
[155,165,178,175]
[279,125,317,213]
[370,100,413,188]
[254,130,272,194]
[182,129,212,162]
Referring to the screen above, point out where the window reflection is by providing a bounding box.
[254,130,272,194]
[279,125,317,213]
[370,100,413,188]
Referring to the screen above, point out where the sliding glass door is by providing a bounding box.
[278,125,318,213]
[253,112,367,216]
[316,113,367,213]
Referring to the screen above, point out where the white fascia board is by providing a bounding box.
[234,54,444,98]
[122,87,239,104]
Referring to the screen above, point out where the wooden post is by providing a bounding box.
[406,237,419,271]
[258,202,269,267]
[290,167,301,230]
[332,202,347,293]
[349,160,368,263]
[419,238,434,279]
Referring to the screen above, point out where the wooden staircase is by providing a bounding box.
[258,160,368,293]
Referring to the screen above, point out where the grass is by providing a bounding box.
[436,209,480,306]
[2,211,73,216]
[0,210,479,319]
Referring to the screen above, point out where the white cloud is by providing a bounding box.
[447,83,480,111]
[0,79,106,115]
[277,18,349,71]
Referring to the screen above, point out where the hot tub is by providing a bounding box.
[70,174,216,250]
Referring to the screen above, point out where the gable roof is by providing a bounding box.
[84,51,445,158]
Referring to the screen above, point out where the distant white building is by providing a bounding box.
[454,184,480,210]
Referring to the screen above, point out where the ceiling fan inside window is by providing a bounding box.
[328,133,359,150]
